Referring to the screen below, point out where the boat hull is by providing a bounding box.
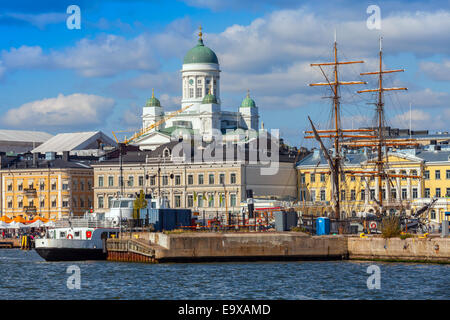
[35,247,107,261]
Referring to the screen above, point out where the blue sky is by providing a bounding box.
[0,0,449,148]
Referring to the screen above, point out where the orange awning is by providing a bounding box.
[13,216,27,223]
[0,216,12,223]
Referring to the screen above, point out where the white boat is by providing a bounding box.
[34,196,167,261]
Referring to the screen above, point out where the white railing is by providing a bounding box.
[55,218,117,228]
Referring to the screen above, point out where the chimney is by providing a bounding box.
[62,151,70,162]
[33,152,39,168]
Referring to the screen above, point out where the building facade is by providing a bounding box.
[0,153,94,220]
[92,143,298,218]
[296,147,450,227]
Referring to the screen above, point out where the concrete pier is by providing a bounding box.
[106,232,450,264]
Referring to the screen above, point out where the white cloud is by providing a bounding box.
[390,109,450,131]
[420,59,450,81]
[2,93,115,130]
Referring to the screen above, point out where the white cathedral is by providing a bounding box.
[133,27,261,151]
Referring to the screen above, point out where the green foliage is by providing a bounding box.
[399,233,414,240]
[133,190,148,219]
[380,216,401,238]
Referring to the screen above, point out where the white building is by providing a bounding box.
[134,28,260,150]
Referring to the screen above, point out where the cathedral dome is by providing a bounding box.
[183,27,218,65]
[145,89,161,107]
[202,92,217,104]
[240,91,256,108]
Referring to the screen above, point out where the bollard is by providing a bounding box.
[442,220,449,238]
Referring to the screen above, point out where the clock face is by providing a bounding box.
[189,79,194,85]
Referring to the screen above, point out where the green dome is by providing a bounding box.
[202,92,217,104]
[240,91,256,108]
[145,89,161,107]
[183,36,218,64]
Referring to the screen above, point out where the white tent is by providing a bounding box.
[43,221,55,227]
[0,221,7,228]
[6,221,26,229]
[26,220,44,228]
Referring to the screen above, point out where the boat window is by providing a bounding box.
[112,201,120,208]
[59,231,66,238]
[74,231,80,237]
[120,200,133,208]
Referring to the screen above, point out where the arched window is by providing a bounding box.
[163,148,171,158]
[431,209,436,220]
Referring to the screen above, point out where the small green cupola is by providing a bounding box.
[183,26,219,65]
[202,87,217,104]
[145,89,161,107]
[240,90,256,108]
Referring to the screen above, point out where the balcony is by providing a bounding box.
[24,188,36,196]
[24,206,37,214]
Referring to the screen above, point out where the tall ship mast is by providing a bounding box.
[342,37,419,216]
[305,34,368,229]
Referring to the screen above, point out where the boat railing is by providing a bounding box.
[55,218,117,229]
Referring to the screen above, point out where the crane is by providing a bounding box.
[112,103,194,145]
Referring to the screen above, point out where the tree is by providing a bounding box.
[133,190,148,220]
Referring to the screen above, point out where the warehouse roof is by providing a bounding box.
[0,129,52,143]
[31,131,116,154]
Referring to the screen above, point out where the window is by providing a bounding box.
[198,174,204,185]
[350,175,355,182]
[62,201,69,208]
[208,194,214,207]
[150,176,155,185]
[79,198,84,208]
[127,176,134,187]
[424,170,430,179]
[431,210,436,220]
[219,193,225,207]
[219,174,225,185]
[139,176,144,187]
[447,170,450,179]
[62,183,69,191]
[40,183,45,191]
[435,188,441,198]
[435,170,441,180]
[174,195,181,208]
[391,189,396,199]
[7,184,12,191]
[424,188,430,198]
[413,188,418,199]
[351,190,356,201]
[175,175,181,185]
[80,181,85,191]
[40,200,45,207]
[370,189,375,200]
[230,173,236,184]
[52,200,57,207]
[310,173,315,182]
[230,194,237,207]
[187,195,194,207]
[310,190,316,202]
[18,183,23,191]
[98,196,104,209]
[320,190,326,201]
[382,189,386,200]
[320,173,325,182]
[198,194,203,207]
[401,170,407,180]
[361,189,365,201]
[188,175,193,185]
[88,198,92,208]
[18,200,23,208]
[162,175,168,185]
[340,190,346,201]
[401,188,407,200]
[300,173,306,184]
[189,88,194,98]
[209,174,214,185]
[7,201,12,208]
[447,188,450,197]
[98,176,104,187]
[108,176,114,186]
[108,196,113,208]
[196,87,202,98]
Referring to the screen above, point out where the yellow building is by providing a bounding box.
[0,153,94,220]
[296,147,450,227]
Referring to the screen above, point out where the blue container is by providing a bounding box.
[316,217,330,235]
[140,208,192,231]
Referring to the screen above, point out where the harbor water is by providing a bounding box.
[0,249,448,300]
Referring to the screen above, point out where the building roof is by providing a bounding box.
[145,89,161,107]
[183,32,219,65]
[240,91,256,108]
[31,131,116,154]
[0,130,52,143]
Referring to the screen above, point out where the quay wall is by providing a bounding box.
[347,237,450,263]
[148,232,348,262]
